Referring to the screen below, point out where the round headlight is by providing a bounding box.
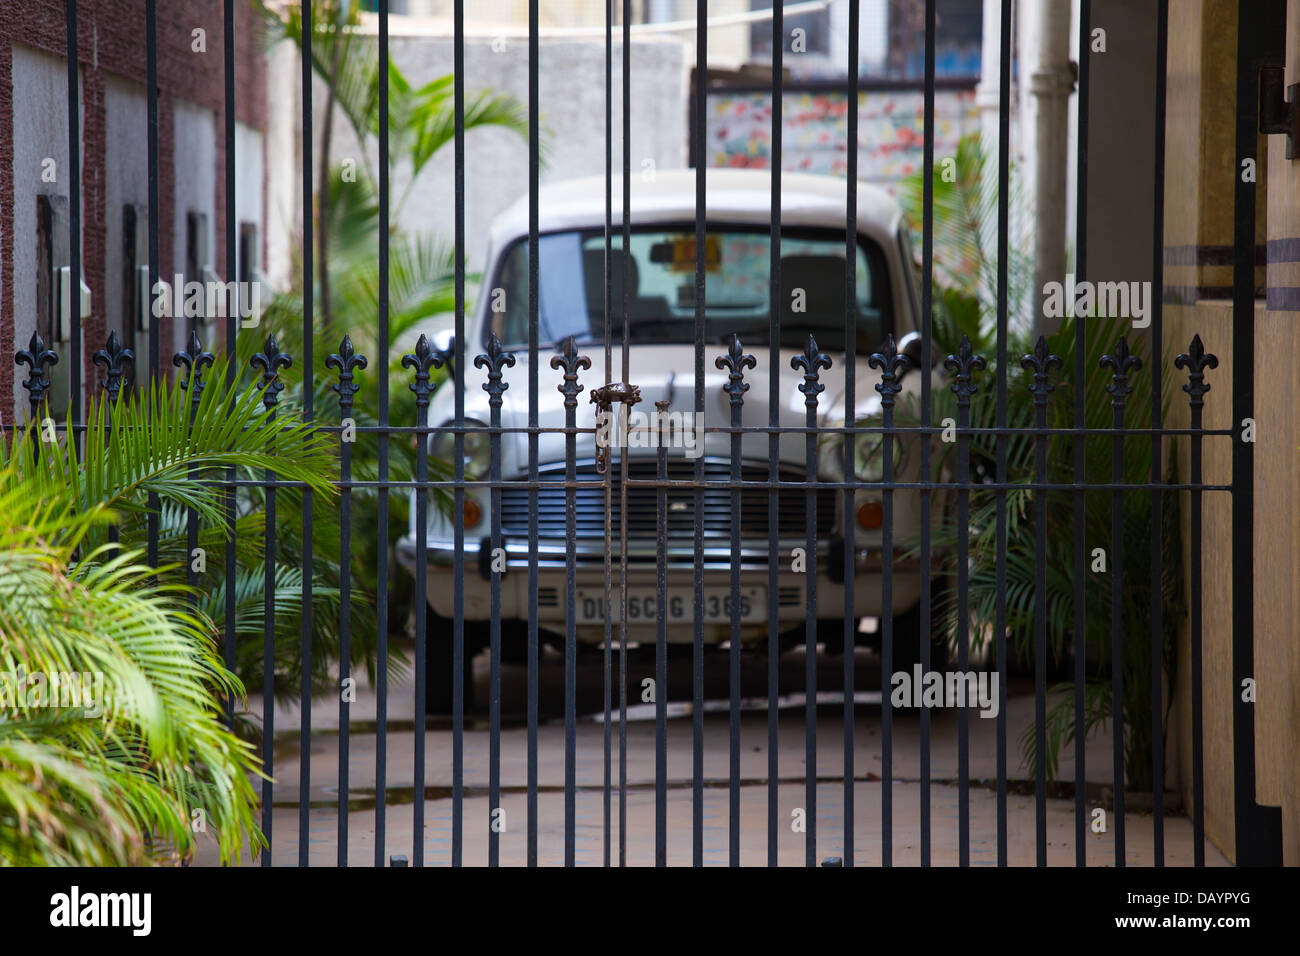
[430,418,491,479]
[853,432,905,483]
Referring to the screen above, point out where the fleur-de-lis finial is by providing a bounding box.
[15,330,59,418]
[1174,334,1218,409]
[1100,336,1143,407]
[944,335,987,403]
[1020,335,1062,405]
[172,329,214,398]
[869,333,911,407]
[715,333,757,408]
[473,332,516,410]
[549,335,591,410]
[790,334,832,409]
[402,333,445,408]
[250,334,292,408]
[326,334,369,411]
[91,329,136,405]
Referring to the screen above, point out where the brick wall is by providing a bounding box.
[0,0,267,411]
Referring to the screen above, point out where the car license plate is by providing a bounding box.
[576,587,765,624]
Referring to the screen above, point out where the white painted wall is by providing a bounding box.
[264,40,300,291]
[234,121,266,283]
[171,99,216,356]
[103,74,148,355]
[9,44,81,418]
[264,32,689,324]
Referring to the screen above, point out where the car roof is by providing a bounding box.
[488,168,904,247]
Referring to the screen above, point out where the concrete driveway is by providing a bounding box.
[194,641,1226,867]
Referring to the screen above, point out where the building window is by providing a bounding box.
[749,0,832,59]
[34,194,71,417]
[36,195,70,344]
[121,204,151,354]
[239,221,259,285]
[185,210,210,336]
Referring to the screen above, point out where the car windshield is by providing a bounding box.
[485,224,893,354]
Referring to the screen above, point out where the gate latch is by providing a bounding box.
[1259,66,1299,160]
[590,381,641,474]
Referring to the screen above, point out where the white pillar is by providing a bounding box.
[1029,0,1076,336]
[975,0,1004,170]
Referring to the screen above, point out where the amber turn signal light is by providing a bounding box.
[856,499,883,530]
[462,498,483,528]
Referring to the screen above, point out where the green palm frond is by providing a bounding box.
[1,358,336,546]
[0,350,340,864]
[0,520,265,865]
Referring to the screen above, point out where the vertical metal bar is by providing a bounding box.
[1177,336,1213,867]
[918,0,935,868]
[879,354,895,870]
[298,0,315,870]
[618,0,631,869]
[841,0,859,872]
[222,0,239,733]
[1229,1,1283,866]
[335,347,355,867]
[562,336,582,869]
[373,0,391,869]
[1073,0,1091,869]
[1110,393,1126,867]
[184,339,205,669]
[1148,0,1169,867]
[1102,337,1136,868]
[602,0,615,871]
[523,0,539,875]
[795,337,828,870]
[728,340,744,866]
[412,360,429,870]
[452,0,468,870]
[693,0,708,870]
[1030,342,1051,867]
[65,0,81,441]
[994,0,1011,869]
[145,0,158,386]
[484,333,506,868]
[144,0,160,579]
[261,458,275,867]
[954,350,973,867]
[257,339,285,867]
[767,0,785,869]
[1191,402,1206,867]
[655,397,668,867]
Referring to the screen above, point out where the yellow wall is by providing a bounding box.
[1164,0,1300,864]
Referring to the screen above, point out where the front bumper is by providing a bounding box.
[394,535,922,644]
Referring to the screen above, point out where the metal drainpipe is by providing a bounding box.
[976,0,1005,165]
[1029,0,1077,338]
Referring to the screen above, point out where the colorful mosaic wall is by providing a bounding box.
[705,86,979,194]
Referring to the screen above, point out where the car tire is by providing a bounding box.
[424,608,483,715]
[815,619,852,657]
[887,603,948,671]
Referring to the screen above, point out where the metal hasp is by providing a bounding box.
[589,380,641,474]
[1258,66,1300,159]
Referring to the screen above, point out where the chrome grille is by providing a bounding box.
[497,459,837,541]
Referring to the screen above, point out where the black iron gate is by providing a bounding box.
[15,0,1285,866]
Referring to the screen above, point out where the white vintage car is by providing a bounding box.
[397,169,944,709]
